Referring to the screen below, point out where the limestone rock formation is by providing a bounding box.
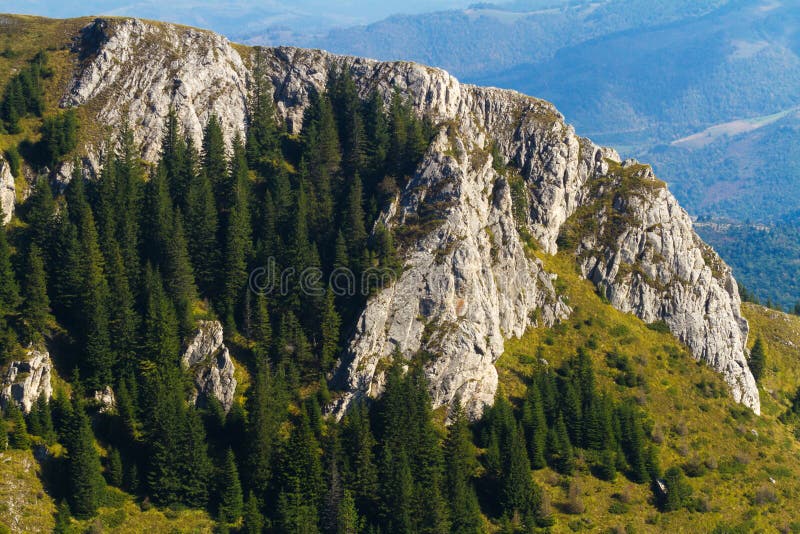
[0,154,14,225]
[565,159,759,413]
[1,348,53,414]
[93,386,116,414]
[59,17,759,416]
[181,320,237,412]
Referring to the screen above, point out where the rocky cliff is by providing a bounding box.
[0,154,14,225]
[181,320,237,412]
[58,17,759,416]
[1,348,53,414]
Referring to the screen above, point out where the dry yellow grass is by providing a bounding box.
[495,252,800,532]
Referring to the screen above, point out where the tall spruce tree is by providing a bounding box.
[445,400,483,534]
[218,448,244,524]
[64,399,105,519]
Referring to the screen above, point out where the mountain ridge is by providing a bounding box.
[0,14,760,416]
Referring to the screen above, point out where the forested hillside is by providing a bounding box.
[1,15,800,534]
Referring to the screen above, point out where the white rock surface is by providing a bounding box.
[93,385,116,414]
[0,154,14,225]
[181,320,237,412]
[60,17,760,416]
[1,348,53,414]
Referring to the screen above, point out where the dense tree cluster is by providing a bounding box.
[0,51,48,134]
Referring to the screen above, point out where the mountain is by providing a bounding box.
[1,14,800,532]
[266,0,800,307]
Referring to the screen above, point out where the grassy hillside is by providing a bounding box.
[496,251,800,532]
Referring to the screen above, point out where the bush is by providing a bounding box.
[753,485,778,505]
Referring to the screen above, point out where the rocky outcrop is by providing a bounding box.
[93,386,116,414]
[1,348,53,414]
[181,320,237,412]
[63,18,250,163]
[563,159,760,413]
[0,155,14,225]
[59,17,759,415]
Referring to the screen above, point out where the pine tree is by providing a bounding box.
[220,136,251,330]
[0,415,7,450]
[203,114,229,209]
[749,337,766,383]
[106,447,123,487]
[218,448,244,524]
[341,400,378,521]
[185,169,219,297]
[445,400,483,534]
[521,381,547,470]
[141,265,180,366]
[28,393,55,444]
[0,204,20,315]
[658,466,693,511]
[546,413,574,474]
[320,287,341,372]
[64,399,105,519]
[6,402,29,449]
[242,492,265,534]
[342,174,367,272]
[245,360,287,500]
[246,56,280,173]
[21,244,50,341]
[337,490,359,534]
[53,501,72,534]
[24,176,56,253]
[163,210,197,337]
[619,403,649,484]
[378,446,414,534]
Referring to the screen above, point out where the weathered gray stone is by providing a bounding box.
[1,348,53,414]
[181,320,237,412]
[0,154,14,225]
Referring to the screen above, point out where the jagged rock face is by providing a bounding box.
[566,160,760,413]
[0,155,14,225]
[181,320,237,412]
[62,18,250,162]
[1,348,53,414]
[59,17,759,416]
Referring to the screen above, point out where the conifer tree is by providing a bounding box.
[185,170,219,297]
[64,399,105,519]
[378,446,414,534]
[24,176,56,253]
[0,204,19,316]
[28,393,55,444]
[106,447,123,487]
[320,287,341,372]
[0,415,7,450]
[21,244,50,341]
[337,489,359,534]
[6,402,29,449]
[203,114,229,208]
[343,174,367,271]
[246,57,280,173]
[242,492,265,534]
[341,400,378,520]
[218,448,244,524]
[749,337,766,383]
[521,381,547,470]
[141,265,180,366]
[445,400,483,534]
[245,360,287,500]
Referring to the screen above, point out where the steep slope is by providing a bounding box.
[3,15,760,416]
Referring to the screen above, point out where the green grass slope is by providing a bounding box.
[497,252,800,532]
